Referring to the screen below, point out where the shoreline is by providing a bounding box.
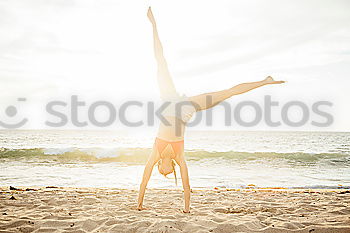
[2,185,350,192]
[1,186,350,232]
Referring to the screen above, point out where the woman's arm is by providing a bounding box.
[137,149,158,210]
[176,157,191,213]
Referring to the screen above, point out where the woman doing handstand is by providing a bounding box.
[137,7,285,213]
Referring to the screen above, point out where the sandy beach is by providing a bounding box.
[0,187,349,233]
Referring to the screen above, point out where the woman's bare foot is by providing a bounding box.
[147,7,156,25]
[264,76,285,85]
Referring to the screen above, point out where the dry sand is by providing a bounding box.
[0,186,349,233]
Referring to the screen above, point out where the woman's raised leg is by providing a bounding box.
[148,7,179,100]
[189,76,285,111]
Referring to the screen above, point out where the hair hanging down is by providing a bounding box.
[173,160,177,186]
[158,159,177,186]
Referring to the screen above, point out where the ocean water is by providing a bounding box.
[0,130,349,189]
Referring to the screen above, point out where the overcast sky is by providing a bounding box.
[0,0,349,131]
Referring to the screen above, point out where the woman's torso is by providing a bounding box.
[157,116,186,142]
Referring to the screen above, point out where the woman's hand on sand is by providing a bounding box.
[264,76,285,85]
[137,206,148,211]
[182,209,190,214]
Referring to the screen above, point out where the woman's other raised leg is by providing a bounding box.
[189,76,285,111]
